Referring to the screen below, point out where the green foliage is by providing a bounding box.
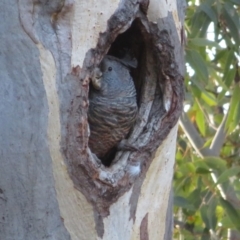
[174,0,240,239]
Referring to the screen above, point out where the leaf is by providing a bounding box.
[208,197,217,230]
[198,16,211,38]
[216,167,240,185]
[189,38,222,49]
[203,157,226,172]
[174,196,195,210]
[222,3,240,45]
[201,205,210,229]
[186,50,209,83]
[175,176,192,193]
[191,82,201,98]
[221,215,237,229]
[201,228,211,240]
[188,188,202,209]
[200,199,217,236]
[196,167,212,174]
[202,138,212,148]
[232,101,240,130]
[195,103,206,136]
[201,91,217,107]
[230,0,240,4]
[223,50,235,86]
[214,49,228,64]
[191,11,210,38]
[191,79,217,106]
[225,84,240,133]
[224,68,236,89]
[216,205,225,220]
[219,197,240,231]
[199,1,217,24]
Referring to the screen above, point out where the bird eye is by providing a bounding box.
[108,67,112,71]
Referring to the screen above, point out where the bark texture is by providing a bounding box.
[0,0,185,239]
[0,0,70,239]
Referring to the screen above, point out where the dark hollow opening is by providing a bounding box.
[108,19,147,106]
[89,19,149,167]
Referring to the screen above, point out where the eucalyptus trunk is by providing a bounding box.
[0,0,185,239]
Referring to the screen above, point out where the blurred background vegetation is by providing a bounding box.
[173,0,240,239]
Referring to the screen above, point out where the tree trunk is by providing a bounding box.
[0,0,185,239]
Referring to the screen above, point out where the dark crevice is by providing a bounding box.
[108,19,147,106]
[90,19,155,166]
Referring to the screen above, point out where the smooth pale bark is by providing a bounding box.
[0,0,184,239]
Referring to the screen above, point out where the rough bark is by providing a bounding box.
[0,0,185,239]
